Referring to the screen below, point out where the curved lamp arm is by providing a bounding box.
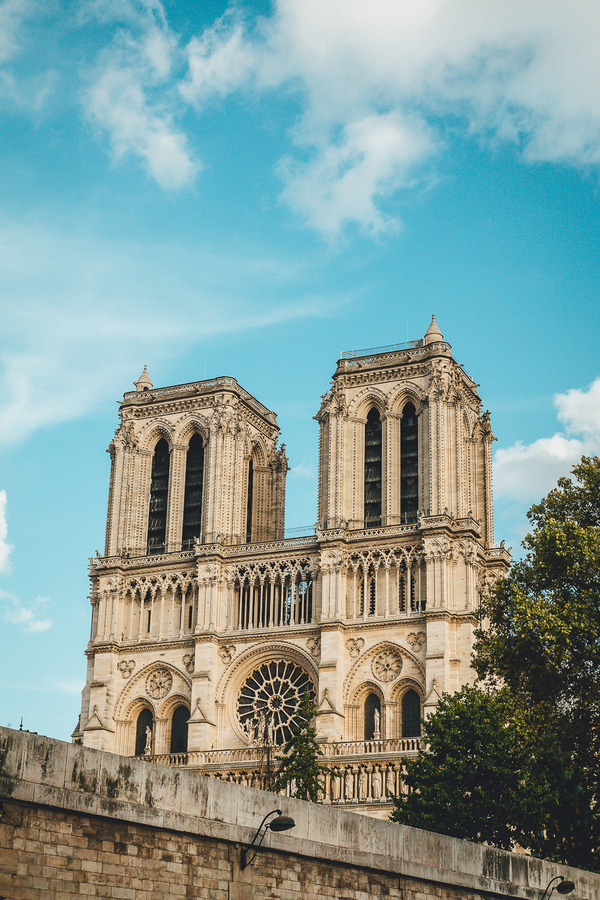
[540,876,575,900]
[240,809,282,870]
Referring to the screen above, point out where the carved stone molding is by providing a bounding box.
[406,632,426,651]
[145,668,173,699]
[117,660,136,679]
[346,637,365,659]
[183,652,194,674]
[372,649,403,683]
[218,645,236,666]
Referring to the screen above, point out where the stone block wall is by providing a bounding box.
[1,727,598,900]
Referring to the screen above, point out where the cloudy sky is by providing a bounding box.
[1,0,599,741]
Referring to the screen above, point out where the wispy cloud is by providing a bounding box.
[1,590,52,632]
[0,490,12,571]
[494,377,600,504]
[0,215,338,445]
[180,0,600,233]
[83,2,198,189]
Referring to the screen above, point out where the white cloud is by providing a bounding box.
[1,590,52,632]
[494,377,600,503]
[179,0,600,232]
[0,215,340,445]
[0,490,12,571]
[83,5,198,189]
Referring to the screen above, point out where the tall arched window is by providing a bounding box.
[364,693,381,740]
[400,403,418,522]
[170,706,189,754]
[135,708,153,756]
[245,457,254,543]
[147,438,170,554]
[364,408,382,527]
[402,689,421,737]
[182,433,204,549]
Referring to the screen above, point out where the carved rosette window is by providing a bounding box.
[146,668,173,699]
[237,660,315,746]
[372,649,403,683]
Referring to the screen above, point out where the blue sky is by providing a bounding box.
[1,0,599,741]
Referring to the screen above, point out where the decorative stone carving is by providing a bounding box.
[146,668,173,699]
[372,649,403,683]
[218,645,236,666]
[306,636,321,658]
[117,660,135,679]
[183,653,194,674]
[407,631,426,651]
[346,637,365,659]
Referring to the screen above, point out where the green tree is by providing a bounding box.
[393,457,600,871]
[390,686,563,851]
[275,692,325,802]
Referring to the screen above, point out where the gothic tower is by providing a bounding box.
[75,318,510,817]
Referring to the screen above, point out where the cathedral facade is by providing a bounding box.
[75,316,510,817]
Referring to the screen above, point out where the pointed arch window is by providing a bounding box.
[245,457,254,543]
[135,708,153,756]
[182,433,204,549]
[364,407,382,527]
[170,706,189,754]
[401,403,418,522]
[147,439,170,554]
[402,689,421,737]
[364,693,381,740]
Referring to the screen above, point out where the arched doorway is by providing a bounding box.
[170,706,190,754]
[135,708,153,756]
[364,693,381,740]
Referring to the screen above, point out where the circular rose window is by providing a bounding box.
[237,660,315,746]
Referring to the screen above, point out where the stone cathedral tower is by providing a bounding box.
[75,317,510,817]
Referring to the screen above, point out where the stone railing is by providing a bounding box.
[121,376,278,424]
[91,549,196,570]
[149,738,420,770]
[148,748,413,806]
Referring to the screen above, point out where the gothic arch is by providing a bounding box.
[348,387,387,421]
[215,641,319,743]
[389,386,426,417]
[158,693,191,719]
[138,419,175,452]
[175,416,210,447]
[114,660,192,719]
[343,639,425,704]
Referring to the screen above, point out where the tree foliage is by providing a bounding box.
[393,457,600,871]
[274,692,325,802]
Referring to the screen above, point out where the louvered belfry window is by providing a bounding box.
[182,433,204,548]
[147,438,170,554]
[400,402,418,521]
[364,407,382,527]
[245,457,254,543]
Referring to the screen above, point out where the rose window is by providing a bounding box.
[146,668,173,699]
[237,660,315,746]
[372,649,403,683]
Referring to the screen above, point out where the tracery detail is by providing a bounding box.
[146,668,173,699]
[372,650,403,683]
[237,660,315,746]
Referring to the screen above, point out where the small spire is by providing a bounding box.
[134,365,153,392]
[424,314,443,345]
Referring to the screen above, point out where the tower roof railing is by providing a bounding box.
[340,339,424,359]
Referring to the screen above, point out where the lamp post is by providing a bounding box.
[539,876,575,900]
[240,808,296,870]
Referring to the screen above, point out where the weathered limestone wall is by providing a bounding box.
[1,727,597,900]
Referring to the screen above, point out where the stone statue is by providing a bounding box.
[373,708,380,738]
[331,769,341,801]
[358,768,368,801]
[386,767,396,796]
[345,768,354,800]
[143,725,152,755]
[372,767,382,800]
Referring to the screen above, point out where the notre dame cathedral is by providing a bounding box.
[74,316,510,817]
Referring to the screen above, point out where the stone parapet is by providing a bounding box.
[1,727,598,900]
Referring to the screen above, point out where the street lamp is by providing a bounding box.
[539,876,575,900]
[240,808,296,870]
